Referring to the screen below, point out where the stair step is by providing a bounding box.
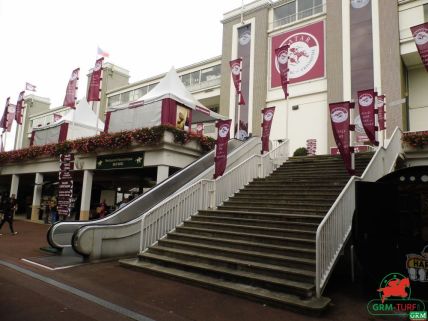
[232,195,337,202]
[120,258,331,313]
[223,199,333,207]
[168,232,316,259]
[158,238,315,270]
[235,191,339,198]
[218,204,328,215]
[198,209,324,223]
[175,226,315,248]
[183,221,316,239]
[141,247,315,283]
[191,215,319,231]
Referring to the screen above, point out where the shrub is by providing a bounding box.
[293,147,308,157]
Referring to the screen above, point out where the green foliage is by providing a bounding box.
[293,147,308,157]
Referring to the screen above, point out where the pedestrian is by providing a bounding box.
[97,199,108,219]
[49,197,58,224]
[119,197,128,209]
[0,194,18,235]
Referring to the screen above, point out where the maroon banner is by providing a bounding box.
[306,139,317,156]
[15,91,25,125]
[63,68,79,108]
[358,89,378,146]
[376,95,386,130]
[275,45,290,99]
[0,97,10,130]
[6,104,15,132]
[196,123,204,136]
[329,102,354,175]
[229,58,245,105]
[214,119,232,179]
[261,107,275,153]
[87,58,103,101]
[411,23,428,71]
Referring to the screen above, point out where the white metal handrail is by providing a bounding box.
[139,140,289,253]
[315,127,402,297]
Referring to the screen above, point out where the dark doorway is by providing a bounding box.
[353,166,428,299]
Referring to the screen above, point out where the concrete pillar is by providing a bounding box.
[31,173,43,221]
[10,174,19,197]
[156,165,169,184]
[80,170,93,221]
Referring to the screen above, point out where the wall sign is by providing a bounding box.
[96,152,144,170]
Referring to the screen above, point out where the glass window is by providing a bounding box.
[181,74,191,87]
[148,83,158,92]
[190,71,200,85]
[298,0,322,19]
[133,87,147,100]
[121,91,130,104]
[108,94,120,107]
[201,65,221,82]
[273,1,296,27]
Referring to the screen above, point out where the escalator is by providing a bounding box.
[47,137,261,260]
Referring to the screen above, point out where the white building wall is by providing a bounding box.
[409,66,428,131]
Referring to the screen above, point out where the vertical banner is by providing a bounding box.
[15,91,25,125]
[6,104,16,132]
[0,97,10,130]
[229,58,245,105]
[377,95,386,130]
[63,68,80,108]
[329,102,354,175]
[350,0,374,144]
[58,154,74,217]
[306,139,317,156]
[274,45,290,99]
[87,57,104,101]
[411,23,428,71]
[357,89,378,146]
[261,107,275,153]
[196,123,204,136]
[234,24,251,139]
[214,119,231,179]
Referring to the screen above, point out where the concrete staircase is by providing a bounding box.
[120,153,373,313]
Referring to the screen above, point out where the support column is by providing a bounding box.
[156,165,169,184]
[31,173,43,221]
[80,170,93,221]
[10,174,19,197]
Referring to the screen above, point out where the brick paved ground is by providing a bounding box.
[0,220,389,321]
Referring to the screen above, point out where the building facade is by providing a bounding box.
[219,0,426,154]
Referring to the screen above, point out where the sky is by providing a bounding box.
[0,0,245,149]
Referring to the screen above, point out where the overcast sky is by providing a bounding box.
[0,0,245,148]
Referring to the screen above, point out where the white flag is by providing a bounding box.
[25,82,36,92]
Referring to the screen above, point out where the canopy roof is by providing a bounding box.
[111,67,226,123]
[34,97,104,131]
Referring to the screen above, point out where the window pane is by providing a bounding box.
[121,91,130,104]
[133,87,147,100]
[201,65,221,82]
[298,0,323,19]
[190,71,200,85]
[148,83,158,92]
[273,1,296,27]
[181,74,191,87]
[108,94,120,107]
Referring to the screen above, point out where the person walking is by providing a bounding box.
[49,197,58,224]
[0,194,18,235]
